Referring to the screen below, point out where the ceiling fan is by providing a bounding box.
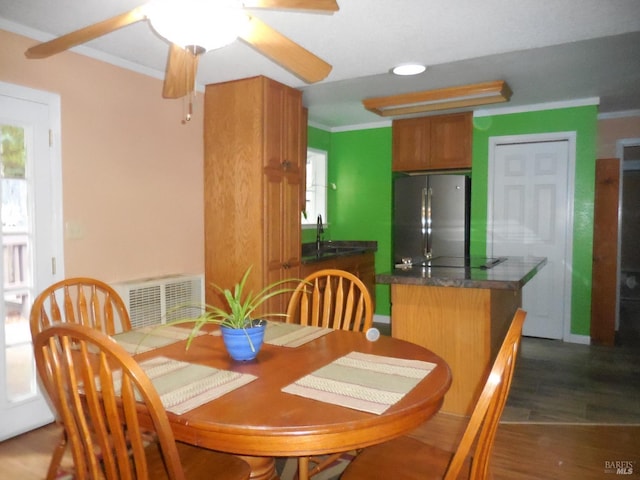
[25,0,338,99]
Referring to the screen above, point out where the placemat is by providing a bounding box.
[282,351,436,414]
[134,356,257,415]
[263,321,333,347]
[112,325,206,354]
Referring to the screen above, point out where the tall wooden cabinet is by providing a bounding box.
[392,112,472,172]
[204,76,304,315]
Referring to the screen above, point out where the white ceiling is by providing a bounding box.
[1,0,640,129]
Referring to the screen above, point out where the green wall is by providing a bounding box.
[470,105,598,335]
[306,104,597,333]
[307,125,332,153]
[306,125,393,314]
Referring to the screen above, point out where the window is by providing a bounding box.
[302,148,327,226]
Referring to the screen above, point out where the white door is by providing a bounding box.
[488,134,574,339]
[0,83,63,440]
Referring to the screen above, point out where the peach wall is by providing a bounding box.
[0,29,204,283]
[597,114,640,158]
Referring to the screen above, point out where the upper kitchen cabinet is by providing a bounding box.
[204,76,304,315]
[392,112,472,172]
[264,80,304,172]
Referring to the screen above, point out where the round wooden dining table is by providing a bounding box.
[133,326,452,480]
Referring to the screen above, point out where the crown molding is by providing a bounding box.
[598,109,640,120]
[474,97,600,117]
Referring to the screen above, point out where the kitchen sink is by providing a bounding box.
[318,246,363,255]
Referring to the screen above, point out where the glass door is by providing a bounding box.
[0,84,63,440]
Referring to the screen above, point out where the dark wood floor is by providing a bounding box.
[503,336,640,423]
[618,298,640,347]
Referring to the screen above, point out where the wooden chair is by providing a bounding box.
[30,277,133,480]
[286,269,373,332]
[286,269,373,479]
[340,308,527,480]
[33,322,251,480]
[30,277,131,338]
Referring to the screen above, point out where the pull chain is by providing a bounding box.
[182,92,193,124]
[180,45,200,125]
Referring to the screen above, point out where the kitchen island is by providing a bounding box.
[377,256,546,414]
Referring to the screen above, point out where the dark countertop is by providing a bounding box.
[301,240,377,264]
[376,256,547,290]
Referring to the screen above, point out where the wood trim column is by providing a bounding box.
[591,158,620,346]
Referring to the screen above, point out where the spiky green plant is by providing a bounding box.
[165,266,298,350]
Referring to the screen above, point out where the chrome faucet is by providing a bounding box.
[316,214,324,252]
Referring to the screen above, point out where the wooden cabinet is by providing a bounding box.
[204,76,304,316]
[301,252,376,308]
[392,112,472,172]
[264,80,304,171]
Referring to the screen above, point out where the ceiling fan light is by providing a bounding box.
[391,64,427,76]
[148,0,248,52]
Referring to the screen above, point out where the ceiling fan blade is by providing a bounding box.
[239,16,331,83]
[163,44,200,99]
[25,6,147,59]
[242,0,339,12]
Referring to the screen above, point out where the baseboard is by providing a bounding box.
[373,314,390,325]
[565,333,590,344]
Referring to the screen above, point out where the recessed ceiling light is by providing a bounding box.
[391,64,427,76]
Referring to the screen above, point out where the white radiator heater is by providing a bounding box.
[112,274,204,329]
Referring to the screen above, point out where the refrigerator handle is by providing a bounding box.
[422,187,433,259]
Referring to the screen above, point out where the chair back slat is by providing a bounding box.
[120,377,143,480]
[351,295,366,331]
[63,285,79,325]
[84,353,117,478]
[311,280,321,327]
[34,323,188,480]
[329,276,345,328]
[339,281,355,330]
[286,269,373,333]
[85,285,100,332]
[299,290,311,326]
[320,276,333,328]
[103,290,116,333]
[48,292,62,325]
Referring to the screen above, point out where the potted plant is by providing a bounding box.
[167,266,297,361]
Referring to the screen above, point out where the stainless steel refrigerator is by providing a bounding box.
[393,173,470,266]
